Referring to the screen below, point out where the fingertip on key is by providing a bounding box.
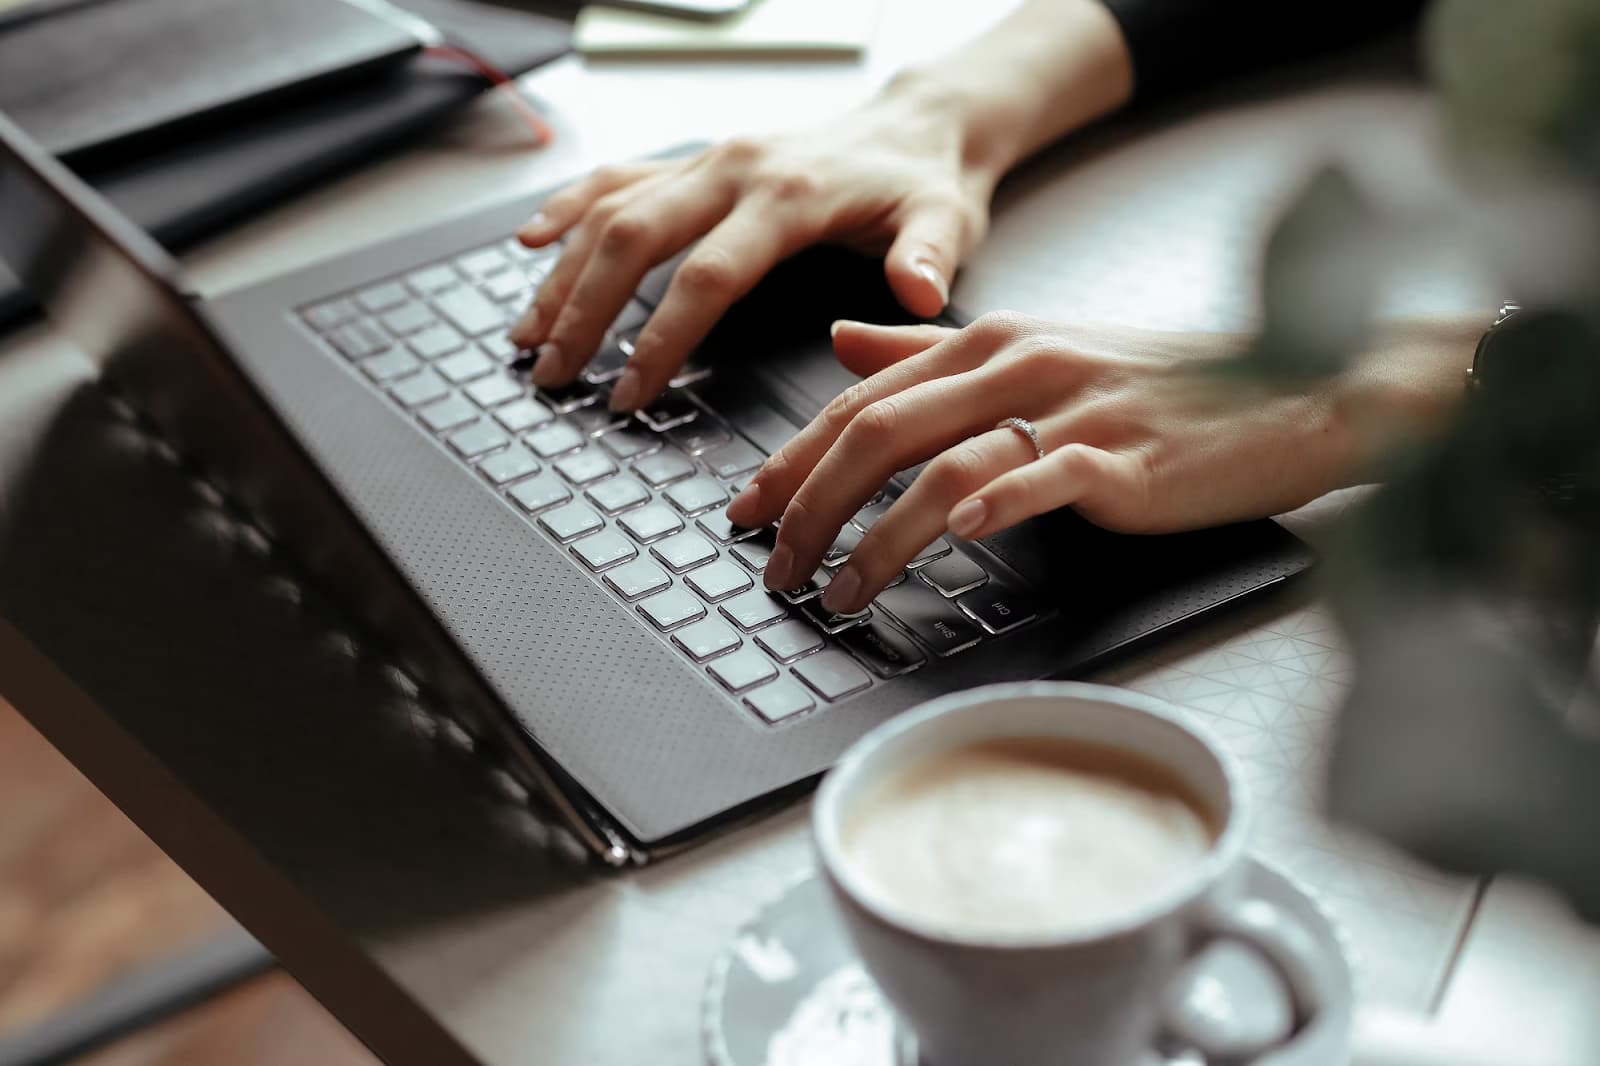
[608,368,642,412]
[726,482,762,525]
[820,566,862,615]
[529,343,563,387]
[509,306,543,348]
[517,211,552,245]
[763,542,795,591]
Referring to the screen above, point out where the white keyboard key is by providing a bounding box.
[537,502,603,543]
[685,559,752,602]
[570,530,636,571]
[586,477,650,516]
[651,531,717,573]
[507,472,570,513]
[744,678,816,723]
[755,619,825,662]
[554,447,617,486]
[477,445,540,486]
[527,422,585,458]
[708,648,778,693]
[618,503,684,543]
[446,420,511,459]
[633,449,696,488]
[671,618,742,661]
[792,651,873,702]
[418,393,476,432]
[638,587,706,631]
[718,589,788,632]
[603,559,671,601]
[494,397,554,433]
[664,477,727,515]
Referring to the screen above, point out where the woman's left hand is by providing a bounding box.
[724,313,1362,616]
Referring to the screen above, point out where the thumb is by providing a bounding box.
[885,199,972,318]
[831,320,957,377]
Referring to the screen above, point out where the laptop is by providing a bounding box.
[0,112,1313,864]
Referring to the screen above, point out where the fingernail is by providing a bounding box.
[913,258,949,307]
[530,343,563,386]
[948,498,987,537]
[764,542,795,591]
[727,482,761,521]
[609,367,642,411]
[518,211,551,242]
[830,319,852,338]
[510,305,542,346]
[822,566,861,614]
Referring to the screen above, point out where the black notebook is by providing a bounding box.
[0,0,572,332]
[0,0,426,165]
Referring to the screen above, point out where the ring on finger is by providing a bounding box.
[994,417,1046,461]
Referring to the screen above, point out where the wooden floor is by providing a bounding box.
[0,698,377,1065]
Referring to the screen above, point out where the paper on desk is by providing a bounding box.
[575,0,881,58]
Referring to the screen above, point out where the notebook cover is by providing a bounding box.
[0,0,426,165]
[0,0,571,331]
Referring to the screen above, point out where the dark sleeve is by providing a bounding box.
[1100,0,1425,102]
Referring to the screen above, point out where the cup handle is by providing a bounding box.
[1158,894,1330,1064]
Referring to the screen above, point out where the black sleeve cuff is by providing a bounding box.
[1098,0,1424,103]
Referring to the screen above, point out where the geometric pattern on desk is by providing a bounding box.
[1096,599,1479,1013]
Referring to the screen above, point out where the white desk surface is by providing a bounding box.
[4,2,1598,1063]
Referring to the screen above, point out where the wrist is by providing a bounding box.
[1327,316,1488,487]
[876,67,1018,185]
[881,0,1134,181]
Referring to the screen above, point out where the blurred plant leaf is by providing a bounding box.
[1337,308,1600,609]
[1211,0,1600,922]
[1427,0,1600,178]
[1327,590,1600,925]
[1220,166,1381,383]
[1322,304,1600,919]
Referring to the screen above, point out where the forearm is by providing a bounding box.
[881,0,1136,181]
[878,0,1424,186]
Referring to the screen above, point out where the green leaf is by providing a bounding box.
[1327,590,1600,924]
[1218,165,1380,384]
[1427,0,1600,176]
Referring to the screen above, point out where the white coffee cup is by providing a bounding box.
[813,681,1327,1066]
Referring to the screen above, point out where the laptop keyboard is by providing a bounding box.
[296,236,1042,725]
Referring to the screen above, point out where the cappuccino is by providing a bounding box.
[840,737,1215,939]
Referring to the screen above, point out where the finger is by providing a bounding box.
[509,173,676,360]
[948,442,1139,540]
[607,198,814,412]
[508,203,610,352]
[830,321,957,378]
[821,428,1037,614]
[763,367,1038,591]
[516,161,672,247]
[726,319,1017,530]
[535,174,741,387]
[883,194,980,318]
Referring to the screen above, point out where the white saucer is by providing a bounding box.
[703,859,1355,1066]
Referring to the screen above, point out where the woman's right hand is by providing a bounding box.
[507,77,1006,413]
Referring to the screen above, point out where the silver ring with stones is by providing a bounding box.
[995,417,1045,461]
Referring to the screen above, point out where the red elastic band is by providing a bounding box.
[425,44,554,148]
